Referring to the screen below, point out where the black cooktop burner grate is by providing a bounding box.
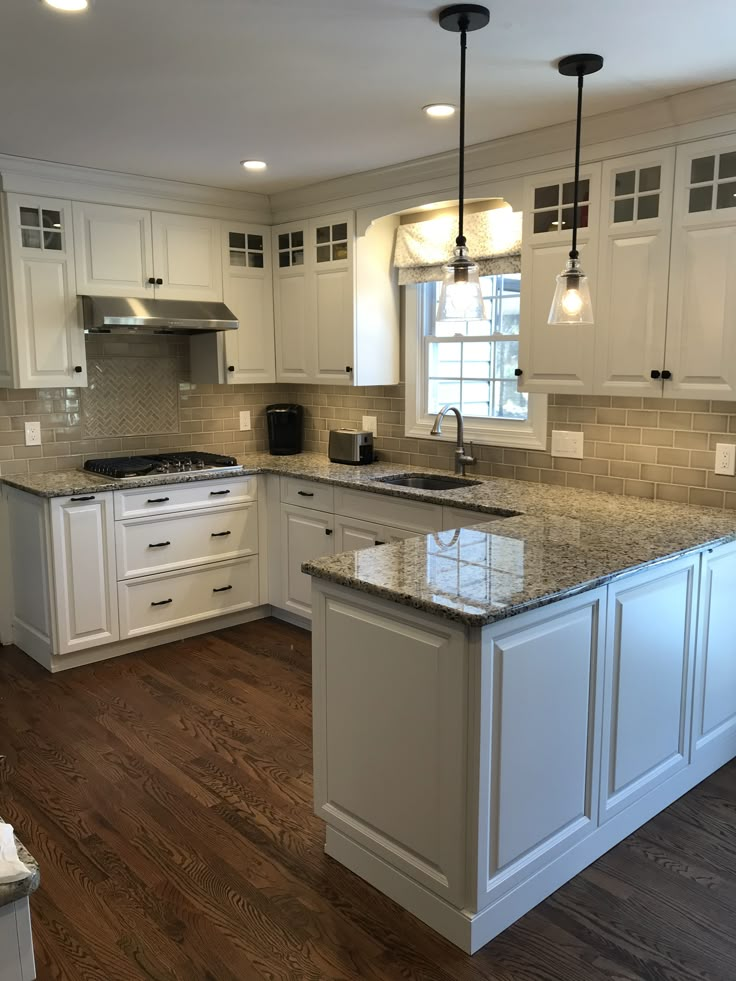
[83,451,238,479]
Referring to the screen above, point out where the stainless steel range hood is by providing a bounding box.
[82,296,239,334]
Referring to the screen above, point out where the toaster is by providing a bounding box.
[328,429,374,465]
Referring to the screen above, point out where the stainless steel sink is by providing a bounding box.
[374,473,481,491]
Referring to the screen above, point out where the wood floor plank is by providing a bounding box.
[2,617,735,981]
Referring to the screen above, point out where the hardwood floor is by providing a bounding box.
[1,618,735,981]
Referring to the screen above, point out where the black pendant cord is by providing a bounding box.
[456,19,468,249]
[570,67,584,261]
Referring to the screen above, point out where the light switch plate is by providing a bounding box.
[24,421,41,446]
[714,442,736,476]
[362,415,378,436]
[239,410,251,432]
[551,430,584,459]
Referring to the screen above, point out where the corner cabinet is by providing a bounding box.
[272,211,399,386]
[0,194,87,388]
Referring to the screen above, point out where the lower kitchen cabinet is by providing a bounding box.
[279,504,335,618]
[599,553,698,822]
[691,541,736,768]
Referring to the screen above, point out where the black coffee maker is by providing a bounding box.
[266,404,304,455]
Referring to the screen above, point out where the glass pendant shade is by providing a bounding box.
[437,246,485,321]
[548,257,594,325]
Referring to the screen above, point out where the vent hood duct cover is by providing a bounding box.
[82,296,239,334]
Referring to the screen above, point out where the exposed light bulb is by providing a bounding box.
[548,257,594,325]
[43,0,89,10]
[561,288,584,317]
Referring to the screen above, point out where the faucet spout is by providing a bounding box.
[429,404,475,475]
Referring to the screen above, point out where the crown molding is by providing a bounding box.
[0,154,272,222]
[271,77,736,224]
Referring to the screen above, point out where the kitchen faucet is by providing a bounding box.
[430,404,476,476]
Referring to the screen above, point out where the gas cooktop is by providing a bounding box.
[83,451,240,480]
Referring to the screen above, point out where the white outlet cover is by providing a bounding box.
[24,420,41,446]
[239,410,251,432]
[362,415,378,436]
[550,429,584,459]
[714,442,736,476]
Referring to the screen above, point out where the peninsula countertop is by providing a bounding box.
[4,451,736,626]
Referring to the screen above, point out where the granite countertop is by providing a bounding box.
[4,451,736,627]
[0,820,40,907]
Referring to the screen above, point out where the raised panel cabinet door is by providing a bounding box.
[151,212,223,301]
[310,212,355,385]
[593,150,675,396]
[517,165,600,395]
[221,223,275,383]
[600,555,698,822]
[334,515,383,552]
[665,136,736,398]
[475,590,604,909]
[279,504,334,618]
[272,220,311,382]
[692,542,736,769]
[72,202,153,297]
[50,493,119,654]
[314,589,468,907]
[7,195,86,387]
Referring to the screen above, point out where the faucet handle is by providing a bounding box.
[465,440,475,463]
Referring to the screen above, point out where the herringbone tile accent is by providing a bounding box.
[82,357,179,437]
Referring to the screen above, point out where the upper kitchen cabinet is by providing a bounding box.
[272,211,399,386]
[664,135,736,399]
[517,164,601,394]
[0,194,87,388]
[593,148,675,397]
[191,223,276,384]
[72,203,223,302]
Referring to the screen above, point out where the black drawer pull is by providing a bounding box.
[297,491,314,497]
[147,497,170,504]
[213,585,233,593]
[211,531,231,538]
[70,495,95,502]
[210,490,231,496]
[151,598,173,607]
[148,541,170,548]
[375,540,386,545]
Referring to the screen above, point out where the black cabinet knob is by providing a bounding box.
[155,278,163,286]
[661,369,672,380]
[514,368,523,377]
[228,365,235,372]
[148,277,156,285]
[74,365,83,373]
[650,370,661,379]
[345,366,353,373]
[325,528,333,536]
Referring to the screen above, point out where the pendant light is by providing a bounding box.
[436,4,490,321]
[548,53,603,326]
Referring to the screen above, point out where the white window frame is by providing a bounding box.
[404,284,548,450]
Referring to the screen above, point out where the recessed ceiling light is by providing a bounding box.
[240,160,267,171]
[43,0,89,11]
[423,104,456,118]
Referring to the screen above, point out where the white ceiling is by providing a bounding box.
[2,0,735,195]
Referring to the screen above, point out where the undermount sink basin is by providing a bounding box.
[375,473,481,491]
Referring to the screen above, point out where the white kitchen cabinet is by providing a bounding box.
[593,149,676,396]
[691,541,736,770]
[334,515,383,552]
[664,135,736,398]
[0,194,87,388]
[518,164,601,394]
[50,493,119,654]
[72,201,153,298]
[71,202,222,302]
[279,503,334,618]
[220,223,274,382]
[599,554,698,822]
[272,212,399,386]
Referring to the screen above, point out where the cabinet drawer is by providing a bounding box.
[118,556,259,638]
[114,476,256,519]
[115,503,258,579]
[334,487,442,533]
[281,477,334,513]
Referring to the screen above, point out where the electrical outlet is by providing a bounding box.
[239,410,251,432]
[550,430,584,460]
[24,421,41,446]
[362,415,377,436]
[714,442,736,476]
